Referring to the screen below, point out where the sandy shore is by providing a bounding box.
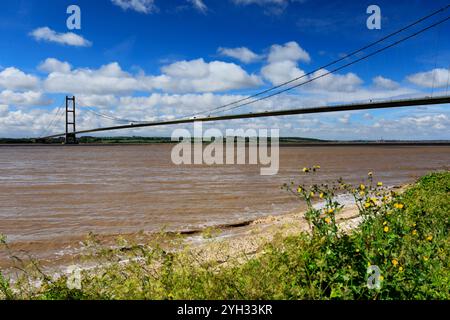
[183,204,362,265]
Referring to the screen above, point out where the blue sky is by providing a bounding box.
[0,0,449,139]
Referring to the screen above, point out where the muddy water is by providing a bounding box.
[0,144,449,265]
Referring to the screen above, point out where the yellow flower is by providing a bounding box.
[379,275,384,281]
[426,235,433,241]
[384,226,389,232]
[359,191,365,196]
[355,249,360,253]
[324,217,331,224]
[383,221,387,225]
[314,165,321,169]
[327,208,334,214]
[319,193,324,199]
[423,256,429,261]
[412,230,417,236]
[297,187,303,193]
[310,191,315,197]
[302,167,309,173]
[360,184,366,191]
[399,266,404,272]
[392,259,398,267]
[394,203,404,209]
[377,182,383,187]
[364,202,371,208]
[368,172,373,177]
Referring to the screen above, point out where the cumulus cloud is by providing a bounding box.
[111,0,157,14]
[260,41,363,94]
[373,76,400,90]
[0,104,8,117]
[261,60,305,85]
[44,62,143,95]
[188,0,208,13]
[373,113,450,133]
[30,27,92,47]
[218,47,262,64]
[305,69,363,93]
[38,58,72,74]
[0,67,40,91]
[231,0,304,15]
[158,58,262,92]
[261,41,312,85]
[268,41,310,63]
[0,90,51,107]
[42,58,261,95]
[406,68,450,88]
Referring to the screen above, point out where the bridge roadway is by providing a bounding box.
[42,95,450,139]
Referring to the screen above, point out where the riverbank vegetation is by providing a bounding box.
[0,171,448,300]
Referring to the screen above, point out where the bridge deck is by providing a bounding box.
[42,95,450,139]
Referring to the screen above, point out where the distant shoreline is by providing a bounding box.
[1,141,450,147]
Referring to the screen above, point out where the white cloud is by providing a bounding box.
[268,41,310,63]
[30,27,92,47]
[44,62,143,95]
[189,0,208,13]
[111,0,157,14]
[231,0,305,15]
[0,90,51,107]
[38,58,72,74]
[218,47,262,64]
[373,76,400,90]
[261,41,311,85]
[261,60,305,85]
[159,58,262,92]
[373,114,450,133]
[0,104,8,117]
[0,67,40,91]
[42,58,261,95]
[305,69,363,93]
[338,114,351,124]
[260,42,360,93]
[406,68,450,88]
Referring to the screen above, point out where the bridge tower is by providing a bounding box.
[65,96,77,144]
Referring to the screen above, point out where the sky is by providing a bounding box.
[0,0,449,139]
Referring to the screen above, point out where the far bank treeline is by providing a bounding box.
[1,136,324,145]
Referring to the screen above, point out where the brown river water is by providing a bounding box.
[0,144,449,267]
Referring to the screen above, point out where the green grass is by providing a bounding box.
[1,171,449,300]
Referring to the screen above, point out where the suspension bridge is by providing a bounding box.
[37,5,450,144]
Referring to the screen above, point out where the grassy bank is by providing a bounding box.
[1,171,449,300]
